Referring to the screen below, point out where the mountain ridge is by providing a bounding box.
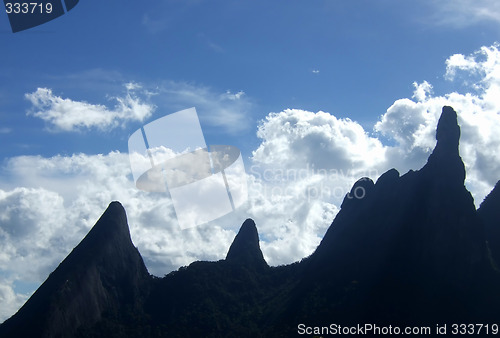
[1,106,499,337]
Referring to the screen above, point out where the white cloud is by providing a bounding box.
[25,83,155,132]
[0,279,28,322]
[245,171,339,264]
[0,187,72,279]
[223,90,245,101]
[425,0,500,27]
[252,109,386,175]
[445,54,481,78]
[0,152,235,271]
[125,82,142,91]
[412,81,433,102]
[155,82,253,133]
[25,80,253,135]
[248,109,388,265]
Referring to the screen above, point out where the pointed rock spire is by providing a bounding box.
[73,201,134,257]
[424,106,466,184]
[436,105,461,153]
[226,219,268,268]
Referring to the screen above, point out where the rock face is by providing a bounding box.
[0,202,150,338]
[1,106,500,336]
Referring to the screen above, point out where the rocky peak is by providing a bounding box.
[424,106,466,184]
[340,177,374,210]
[226,219,268,268]
[0,202,150,338]
[436,106,461,153]
[71,201,137,262]
[87,201,130,240]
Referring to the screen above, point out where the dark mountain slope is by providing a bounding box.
[281,106,495,328]
[0,202,151,338]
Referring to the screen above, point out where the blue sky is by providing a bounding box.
[1,0,500,321]
[1,0,498,158]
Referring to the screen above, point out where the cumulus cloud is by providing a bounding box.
[0,152,237,272]
[0,279,28,322]
[375,43,500,204]
[25,83,155,132]
[0,187,71,278]
[249,109,387,264]
[253,110,386,173]
[0,186,83,322]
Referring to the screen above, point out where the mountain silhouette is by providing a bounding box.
[284,106,495,330]
[0,202,150,337]
[1,106,499,337]
[225,218,268,269]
